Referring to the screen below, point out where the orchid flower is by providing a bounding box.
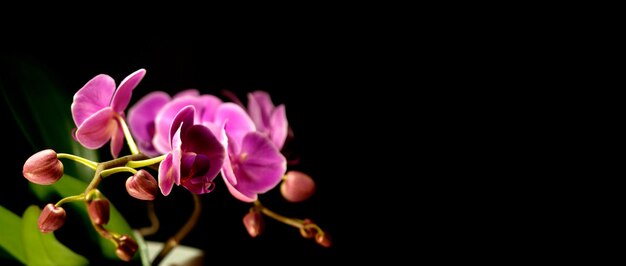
[247,91,288,150]
[158,106,225,196]
[71,69,146,158]
[215,103,286,202]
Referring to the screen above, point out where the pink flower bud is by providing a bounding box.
[115,234,138,261]
[299,219,316,239]
[280,171,315,202]
[315,232,332,248]
[88,198,110,225]
[38,204,66,233]
[243,210,264,238]
[126,170,158,200]
[23,149,64,185]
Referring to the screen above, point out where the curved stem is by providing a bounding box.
[139,202,160,236]
[151,193,202,266]
[84,153,148,194]
[100,166,137,178]
[118,115,139,155]
[55,194,85,207]
[255,200,304,229]
[57,153,97,170]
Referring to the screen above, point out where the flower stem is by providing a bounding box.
[254,200,304,229]
[151,193,201,266]
[118,115,139,155]
[100,167,138,178]
[57,153,97,170]
[55,194,85,207]
[126,154,167,169]
[84,153,148,194]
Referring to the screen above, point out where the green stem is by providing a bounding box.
[100,167,137,178]
[57,153,97,170]
[55,194,85,207]
[151,193,202,266]
[118,115,139,155]
[126,154,167,168]
[255,200,304,228]
[84,153,148,194]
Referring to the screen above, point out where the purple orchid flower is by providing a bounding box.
[152,93,222,154]
[247,91,288,150]
[158,106,225,196]
[71,69,146,158]
[215,103,287,202]
[127,89,211,156]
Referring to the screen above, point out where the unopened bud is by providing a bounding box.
[243,210,264,237]
[115,234,138,261]
[126,170,158,200]
[315,232,332,248]
[280,171,315,202]
[87,198,110,225]
[38,204,66,233]
[23,149,64,185]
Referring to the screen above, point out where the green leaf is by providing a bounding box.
[1,57,99,184]
[22,205,89,266]
[44,175,135,260]
[0,205,27,264]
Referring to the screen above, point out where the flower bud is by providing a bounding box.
[23,149,64,185]
[87,198,110,225]
[280,171,315,202]
[243,210,264,238]
[126,170,158,200]
[38,204,66,233]
[315,232,332,248]
[115,234,138,261]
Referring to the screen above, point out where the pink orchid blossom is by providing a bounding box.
[158,106,225,196]
[247,91,288,150]
[71,69,146,158]
[216,103,287,202]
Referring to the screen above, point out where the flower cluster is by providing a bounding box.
[22,69,327,262]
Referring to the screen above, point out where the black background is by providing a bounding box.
[0,38,366,264]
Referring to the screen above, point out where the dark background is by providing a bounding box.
[1,38,365,264]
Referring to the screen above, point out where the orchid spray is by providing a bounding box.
[21,68,329,263]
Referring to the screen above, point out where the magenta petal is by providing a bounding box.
[215,103,256,146]
[158,153,177,196]
[239,132,286,193]
[153,97,199,153]
[173,89,199,98]
[171,125,183,186]
[247,91,274,131]
[111,69,146,113]
[270,104,288,150]
[197,95,223,124]
[223,173,258,202]
[182,125,225,182]
[110,124,124,158]
[74,108,117,149]
[127,91,170,156]
[71,74,116,127]
[170,106,195,144]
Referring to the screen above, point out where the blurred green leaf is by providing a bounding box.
[22,205,89,266]
[0,205,27,264]
[1,57,98,185]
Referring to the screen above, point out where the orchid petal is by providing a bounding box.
[173,89,200,98]
[239,132,286,193]
[153,97,198,153]
[158,153,177,196]
[127,91,170,156]
[182,125,225,183]
[169,106,195,144]
[247,91,274,131]
[270,104,288,150]
[71,74,115,127]
[223,173,258,202]
[197,95,223,124]
[171,125,183,186]
[74,108,117,149]
[110,123,124,158]
[111,69,146,113]
[215,103,256,146]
